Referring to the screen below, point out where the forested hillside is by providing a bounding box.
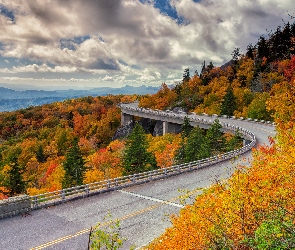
[145,22,295,249]
[0,95,137,197]
[0,93,240,198]
[139,21,295,122]
[147,81,295,249]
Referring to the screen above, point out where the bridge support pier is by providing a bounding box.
[121,112,133,126]
[163,121,181,135]
[163,121,168,135]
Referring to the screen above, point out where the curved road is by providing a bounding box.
[0,104,276,250]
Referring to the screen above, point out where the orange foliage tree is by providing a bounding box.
[139,83,176,110]
[147,78,295,249]
[84,140,124,183]
[147,133,181,168]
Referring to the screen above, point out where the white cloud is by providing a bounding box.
[0,0,293,89]
[0,67,11,73]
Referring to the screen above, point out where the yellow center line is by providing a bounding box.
[30,189,200,250]
[246,125,276,135]
[257,128,276,134]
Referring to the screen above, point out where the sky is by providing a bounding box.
[0,0,293,90]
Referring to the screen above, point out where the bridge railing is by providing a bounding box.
[120,103,275,126]
[30,118,256,210]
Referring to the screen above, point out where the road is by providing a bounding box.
[0,106,276,250]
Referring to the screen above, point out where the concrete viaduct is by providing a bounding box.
[120,102,254,144]
[121,102,213,134]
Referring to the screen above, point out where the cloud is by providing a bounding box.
[0,0,293,89]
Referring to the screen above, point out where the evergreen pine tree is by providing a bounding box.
[184,126,209,163]
[198,140,211,159]
[2,147,26,196]
[181,116,193,138]
[57,131,68,156]
[67,111,74,128]
[62,137,86,188]
[221,87,237,116]
[200,61,214,86]
[175,139,186,165]
[122,123,157,175]
[183,68,190,83]
[231,47,241,64]
[246,43,255,59]
[6,163,26,196]
[226,129,243,152]
[257,36,269,59]
[36,145,46,163]
[175,117,193,164]
[206,119,226,155]
[194,69,199,77]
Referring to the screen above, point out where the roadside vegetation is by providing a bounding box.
[144,21,295,249]
[0,19,294,250]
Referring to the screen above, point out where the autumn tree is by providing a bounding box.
[122,123,157,175]
[40,159,65,193]
[236,57,255,88]
[62,137,86,188]
[56,130,70,156]
[0,95,125,196]
[194,76,228,115]
[84,140,124,183]
[139,83,176,110]
[147,133,181,168]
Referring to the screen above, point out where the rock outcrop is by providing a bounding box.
[112,121,135,140]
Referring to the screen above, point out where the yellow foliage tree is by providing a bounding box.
[147,78,295,249]
[147,134,181,168]
[139,83,176,110]
[236,57,255,88]
[84,140,124,183]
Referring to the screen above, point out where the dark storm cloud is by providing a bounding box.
[27,1,72,26]
[244,8,267,18]
[127,38,172,62]
[203,26,220,52]
[90,58,120,71]
[57,0,140,35]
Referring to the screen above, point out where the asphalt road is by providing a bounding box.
[0,112,276,250]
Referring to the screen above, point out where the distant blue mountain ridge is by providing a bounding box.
[0,85,160,112]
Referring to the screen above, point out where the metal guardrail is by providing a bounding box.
[120,103,275,127]
[30,105,258,210]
